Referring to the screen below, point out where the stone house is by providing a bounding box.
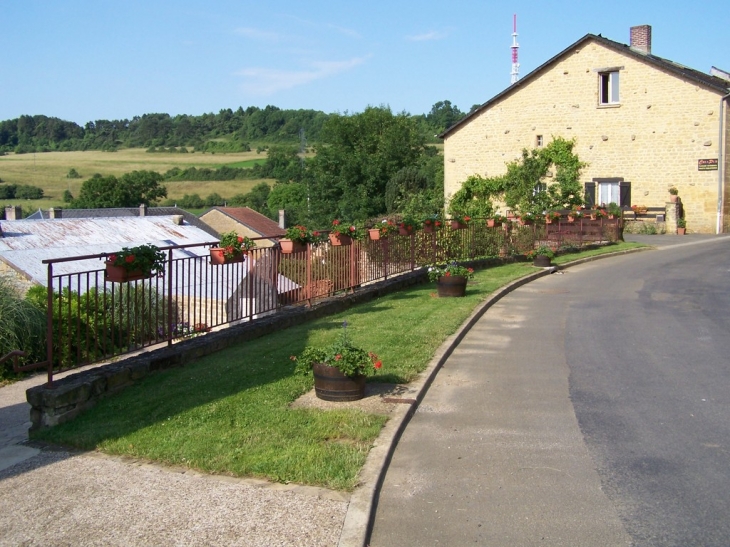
[442,25,730,233]
[199,207,285,248]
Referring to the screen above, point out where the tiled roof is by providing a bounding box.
[441,33,730,138]
[205,207,286,237]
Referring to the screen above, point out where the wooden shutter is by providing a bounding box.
[584,182,596,208]
[619,181,631,207]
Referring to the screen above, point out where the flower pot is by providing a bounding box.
[423,224,435,233]
[329,233,353,246]
[368,229,382,241]
[450,221,467,230]
[670,195,679,203]
[105,261,151,283]
[312,363,366,402]
[567,215,576,222]
[677,227,686,235]
[280,239,306,254]
[590,214,597,220]
[398,226,414,236]
[533,255,552,267]
[486,219,496,228]
[210,248,245,265]
[436,275,467,297]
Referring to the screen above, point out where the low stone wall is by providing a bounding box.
[26,268,439,431]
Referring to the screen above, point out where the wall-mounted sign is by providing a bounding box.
[698,158,718,171]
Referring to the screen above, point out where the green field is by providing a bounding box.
[0,148,274,209]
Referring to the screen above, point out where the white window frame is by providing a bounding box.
[598,180,619,206]
[599,71,620,105]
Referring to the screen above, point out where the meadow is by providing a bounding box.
[0,148,273,209]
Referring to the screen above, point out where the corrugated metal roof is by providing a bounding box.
[0,216,215,285]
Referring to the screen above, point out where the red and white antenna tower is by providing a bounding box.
[510,14,520,84]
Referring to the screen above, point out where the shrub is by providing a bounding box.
[0,278,46,380]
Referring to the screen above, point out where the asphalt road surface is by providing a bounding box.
[567,240,730,546]
[371,238,730,546]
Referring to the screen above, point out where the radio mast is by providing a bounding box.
[510,14,520,84]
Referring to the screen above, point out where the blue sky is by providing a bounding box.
[2,0,728,125]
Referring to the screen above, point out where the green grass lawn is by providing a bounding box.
[32,242,644,490]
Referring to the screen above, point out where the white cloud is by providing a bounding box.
[237,56,370,95]
[406,30,448,42]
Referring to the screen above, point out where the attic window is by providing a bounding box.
[599,71,620,105]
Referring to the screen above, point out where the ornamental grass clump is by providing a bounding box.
[291,321,382,378]
[427,262,475,282]
[107,244,166,275]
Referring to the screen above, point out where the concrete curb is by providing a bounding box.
[338,246,650,547]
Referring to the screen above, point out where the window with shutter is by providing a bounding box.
[584,182,596,208]
[619,181,631,207]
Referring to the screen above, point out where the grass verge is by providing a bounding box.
[31,242,644,490]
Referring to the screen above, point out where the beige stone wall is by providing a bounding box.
[199,210,277,248]
[444,39,730,233]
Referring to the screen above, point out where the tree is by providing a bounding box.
[426,100,465,133]
[306,106,426,225]
[267,182,309,226]
[72,170,167,208]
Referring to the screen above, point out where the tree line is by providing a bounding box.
[0,101,468,154]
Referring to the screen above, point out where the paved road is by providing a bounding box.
[370,236,730,546]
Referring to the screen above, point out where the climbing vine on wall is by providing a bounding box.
[449,137,586,218]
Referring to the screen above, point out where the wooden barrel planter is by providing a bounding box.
[533,255,552,267]
[280,239,306,254]
[436,275,467,297]
[210,248,245,265]
[312,363,366,401]
[104,262,150,283]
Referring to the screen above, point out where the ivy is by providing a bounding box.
[450,137,587,218]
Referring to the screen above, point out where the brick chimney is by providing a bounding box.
[630,25,652,54]
[4,205,22,220]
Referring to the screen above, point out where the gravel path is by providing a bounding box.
[0,370,352,547]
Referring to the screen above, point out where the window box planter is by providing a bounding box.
[104,262,151,283]
[329,233,353,246]
[210,248,245,265]
[279,239,307,254]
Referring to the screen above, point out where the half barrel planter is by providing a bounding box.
[312,363,366,401]
[533,255,552,267]
[210,248,245,265]
[104,262,151,283]
[436,275,467,297]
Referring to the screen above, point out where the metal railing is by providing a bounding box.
[29,217,621,385]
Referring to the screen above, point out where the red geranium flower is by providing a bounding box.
[374,360,382,369]
[332,219,341,226]
[125,255,135,264]
[335,354,342,361]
